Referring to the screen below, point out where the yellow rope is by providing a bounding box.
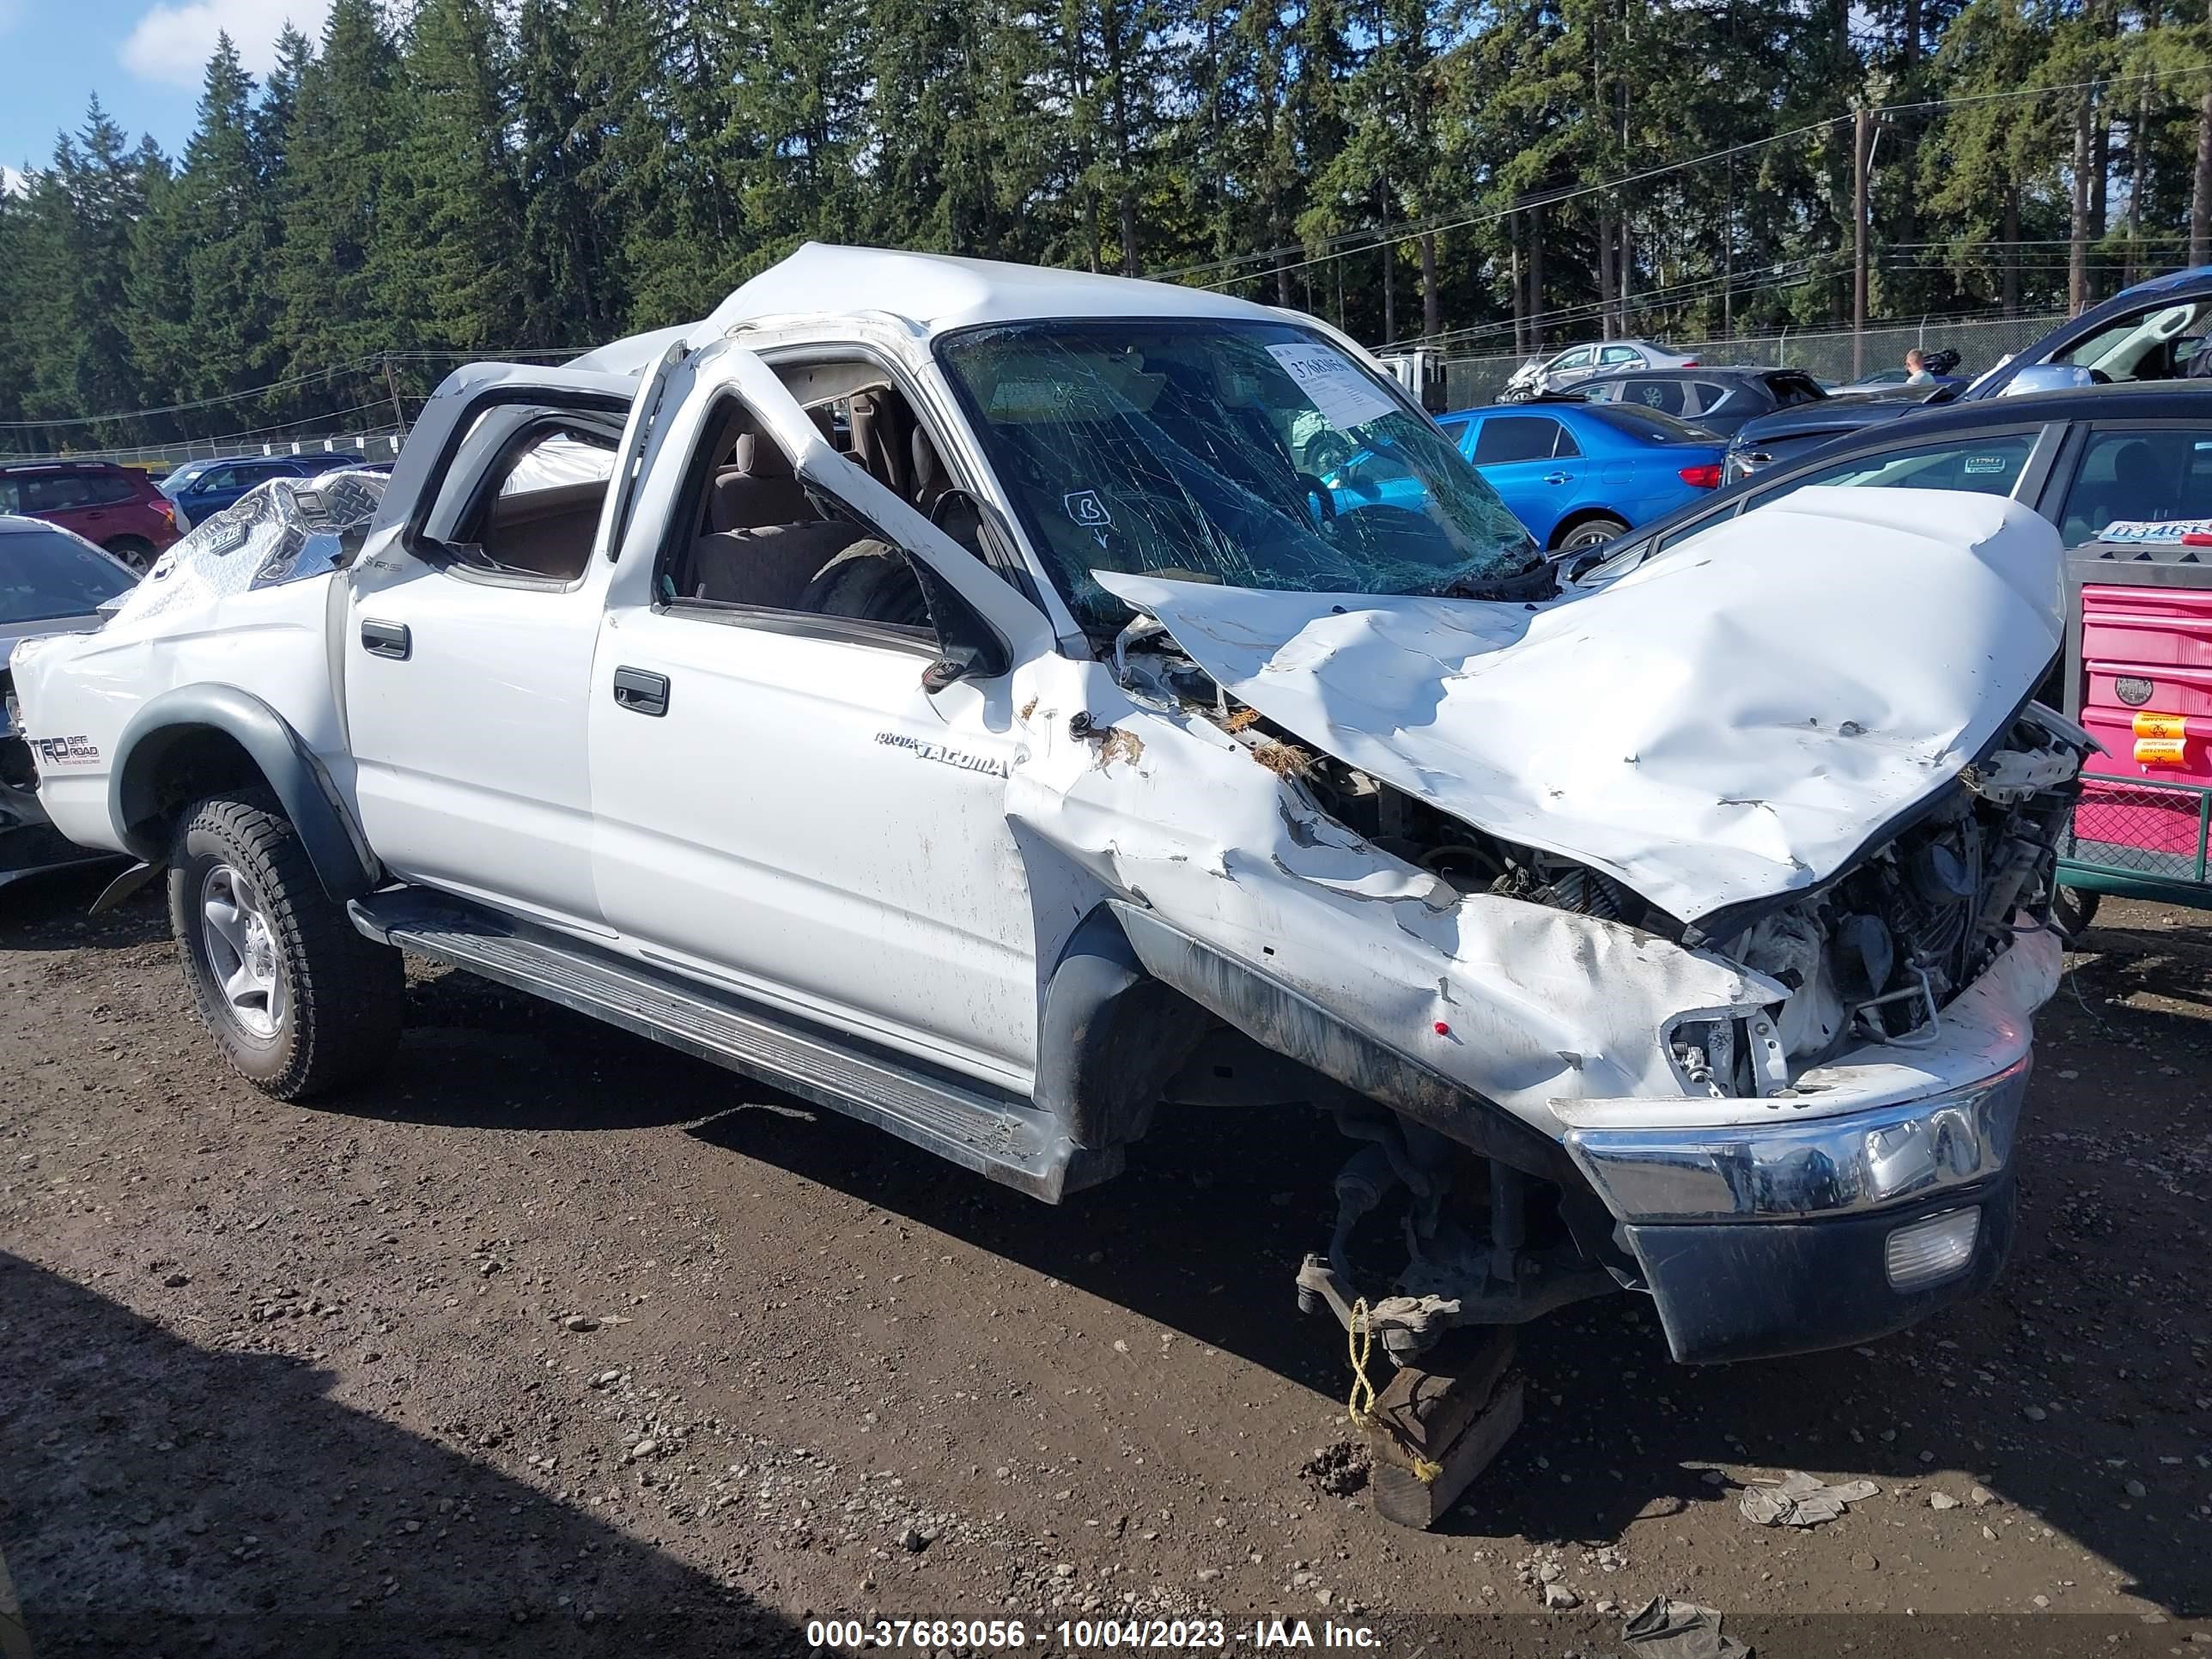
[1345,1297,1443,1486]
[1346,1297,1378,1427]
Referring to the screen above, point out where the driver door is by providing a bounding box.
[588,345,1064,1088]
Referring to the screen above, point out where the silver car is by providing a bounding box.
[1503,337,1701,400]
[2,515,137,886]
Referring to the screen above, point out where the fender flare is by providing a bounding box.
[110,684,379,902]
[1033,906,1209,1151]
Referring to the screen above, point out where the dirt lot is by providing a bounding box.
[3,871,2209,1658]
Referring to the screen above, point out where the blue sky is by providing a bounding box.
[0,0,331,185]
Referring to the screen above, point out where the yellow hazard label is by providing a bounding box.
[2134,737,2190,766]
[2132,712,2188,739]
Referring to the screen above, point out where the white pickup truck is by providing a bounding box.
[11,244,2087,1371]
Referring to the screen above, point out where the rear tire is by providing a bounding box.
[1554,514,1630,552]
[169,793,403,1099]
[105,536,155,572]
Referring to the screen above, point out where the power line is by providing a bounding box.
[1153,60,2212,293]
[0,346,577,432]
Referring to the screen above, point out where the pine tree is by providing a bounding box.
[386,0,528,350]
[128,36,274,412]
[273,0,401,397]
[514,0,626,344]
[21,101,161,436]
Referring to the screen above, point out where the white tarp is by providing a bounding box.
[112,471,386,628]
[1096,487,2065,925]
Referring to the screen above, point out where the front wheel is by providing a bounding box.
[170,793,404,1099]
[1554,515,1630,552]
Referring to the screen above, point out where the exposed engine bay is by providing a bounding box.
[1121,622,2085,1097]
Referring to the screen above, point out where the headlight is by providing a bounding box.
[1563,1060,2027,1223]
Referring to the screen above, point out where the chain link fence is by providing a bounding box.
[1440,312,2069,411]
[2063,774,2212,889]
[3,429,410,474]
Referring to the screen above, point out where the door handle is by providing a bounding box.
[1542,471,1572,485]
[612,665,670,717]
[360,618,410,659]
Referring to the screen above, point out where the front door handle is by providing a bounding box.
[360,618,410,659]
[612,665,670,717]
[1542,471,1572,485]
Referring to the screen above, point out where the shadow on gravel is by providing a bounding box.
[0,866,164,955]
[0,1253,804,1657]
[16,853,2203,1618]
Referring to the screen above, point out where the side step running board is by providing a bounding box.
[350,889,1084,1201]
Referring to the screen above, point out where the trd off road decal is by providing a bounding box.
[30,735,100,767]
[873,731,1012,779]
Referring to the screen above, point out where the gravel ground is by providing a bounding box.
[3,870,2209,1658]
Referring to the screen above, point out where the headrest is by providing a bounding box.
[710,466,811,532]
[732,431,793,479]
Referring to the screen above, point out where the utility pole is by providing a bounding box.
[1853,104,1871,380]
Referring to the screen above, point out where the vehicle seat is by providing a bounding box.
[2070,440,2170,541]
[848,392,913,498]
[692,432,861,608]
[796,539,931,627]
[912,430,988,556]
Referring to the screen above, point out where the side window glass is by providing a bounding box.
[1552,347,1593,372]
[2053,301,2212,383]
[1551,422,1581,459]
[26,475,90,511]
[0,479,17,513]
[662,394,934,638]
[2059,428,2212,546]
[1656,508,1731,552]
[1625,380,1686,416]
[1600,345,1641,366]
[81,473,138,506]
[470,427,617,580]
[1747,433,2039,512]
[1472,416,1561,466]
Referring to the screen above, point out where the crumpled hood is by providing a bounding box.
[1095,487,2065,925]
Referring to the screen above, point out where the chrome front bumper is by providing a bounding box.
[1558,1056,2034,1363]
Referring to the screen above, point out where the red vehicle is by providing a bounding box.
[0,462,179,572]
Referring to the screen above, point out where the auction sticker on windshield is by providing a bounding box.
[1266,342,1397,431]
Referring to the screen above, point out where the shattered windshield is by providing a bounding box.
[934,319,1539,633]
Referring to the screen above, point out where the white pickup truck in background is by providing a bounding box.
[9,243,2087,1381]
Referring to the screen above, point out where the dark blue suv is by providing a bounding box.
[159,453,368,529]
[1728,264,2212,480]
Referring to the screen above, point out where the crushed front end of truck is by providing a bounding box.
[1008,487,2085,1367]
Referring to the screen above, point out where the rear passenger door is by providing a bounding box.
[343,364,644,933]
[587,343,1060,1087]
[2047,420,2212,545]
[22,471,102,540]
[1469,413,1583,541]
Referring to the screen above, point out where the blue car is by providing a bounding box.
[160,452,368,529]
[1326,402,1724,552]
